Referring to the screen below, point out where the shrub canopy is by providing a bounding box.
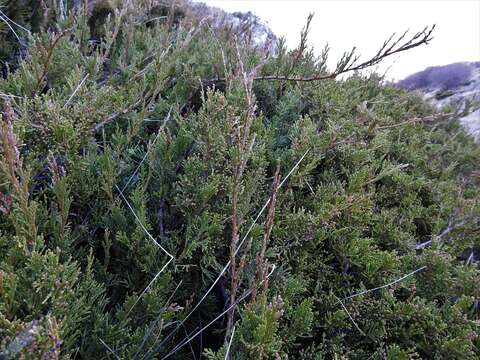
[0,1,479,359]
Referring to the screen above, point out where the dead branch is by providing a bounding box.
[258,25,435,82]
[225,40,259,336]
[251,163,281,303]
[224,38,273,336]
[205,25,435,84]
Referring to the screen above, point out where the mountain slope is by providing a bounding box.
[398,62,480,142]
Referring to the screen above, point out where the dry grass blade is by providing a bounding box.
[0,9,31,34]
[99,108,175,357]
[133,280,184,360]
[224,325,236,360]
[64,74,89,108]
[99,338,121,360]
[116,186,173,260]
[334,295,368,338]
[94,96,145,132]
[0,12,21,43]
[120,109,172,193]
[342,266,427,301]
[124,258,174,317]
[115,186,174,313]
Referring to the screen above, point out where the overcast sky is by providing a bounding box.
[197,0,480,80]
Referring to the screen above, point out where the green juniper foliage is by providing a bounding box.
[0,1,479,359]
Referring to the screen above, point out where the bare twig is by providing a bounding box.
[376,117,422,130]
[94,66,173,133]
[289,13,314,75]
[31,29,70,96]
[376,112,455,130]
[276,13,314,95]
[226,40,261,336]
[205,25,435,84]
[251,163,281,303]
[415,212,479,250]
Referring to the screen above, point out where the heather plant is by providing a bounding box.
[0,1,479,359]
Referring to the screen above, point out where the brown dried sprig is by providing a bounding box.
[251,163,281,304]
[226,39,265,336]
[255,25,435,82]
[205,23,435,84]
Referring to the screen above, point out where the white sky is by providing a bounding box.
[196,0,480,80]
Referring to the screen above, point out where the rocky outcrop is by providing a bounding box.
[397,62,480,142]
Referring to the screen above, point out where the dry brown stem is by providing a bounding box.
[206,24,435,85]
[226,40,261,336]
[251,163,281,303]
